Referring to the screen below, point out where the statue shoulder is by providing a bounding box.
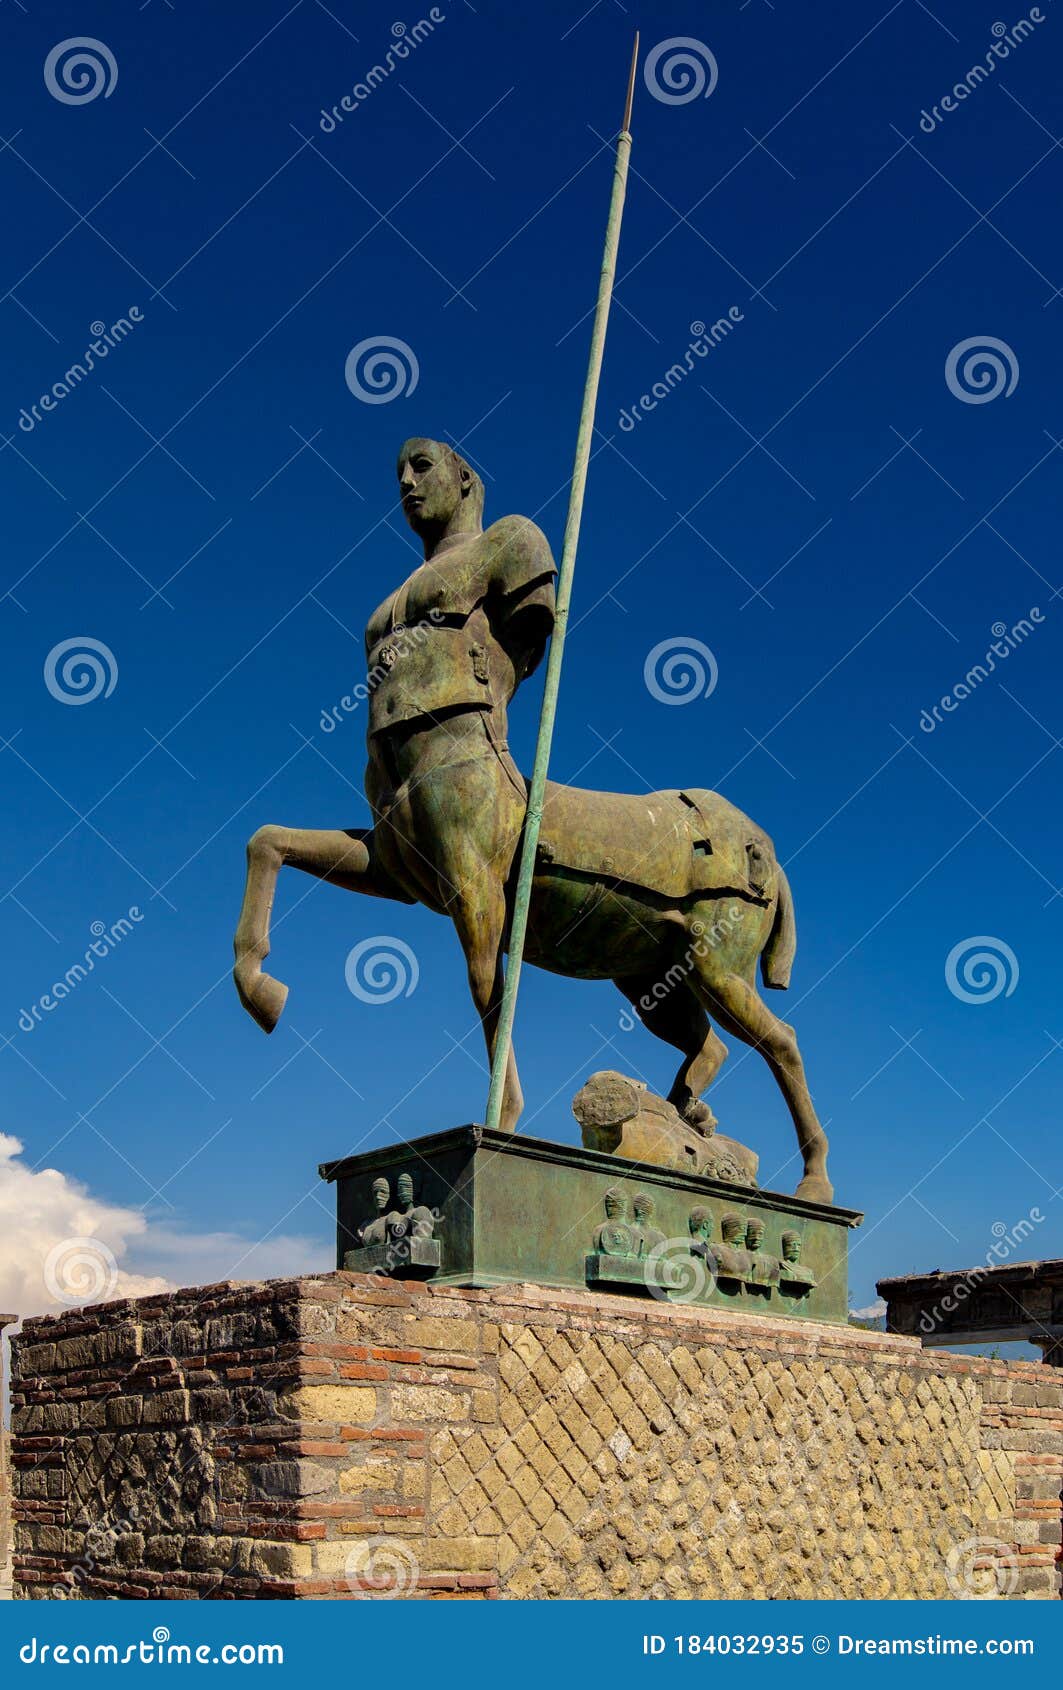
[483,515,556,593]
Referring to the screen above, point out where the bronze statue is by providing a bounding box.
[744,1218,780,1287]
[780,1230,816,1288]
[355,1176,390,1247]
[594,1189,636,1257]
[632,1192,665,1258]
[233,438,832,1201]
[715,1213,753,1281]
[388,1171,436,1242]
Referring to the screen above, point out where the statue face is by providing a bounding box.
[371,1179,389,1211]
[397,438,465,532]
[783,1234,800,1261]
[747,1222,764,1249]
[634,1197,652,1221]
[397,1173,414,1206]
[721,1215,742,1244]
[604,1193,625,1218]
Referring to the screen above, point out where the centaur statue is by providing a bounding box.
[233,438,832,1203]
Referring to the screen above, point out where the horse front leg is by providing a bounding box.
[233,825,381,1033]
[452,889,523,1132]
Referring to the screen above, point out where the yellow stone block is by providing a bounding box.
[290,1384,376,1424]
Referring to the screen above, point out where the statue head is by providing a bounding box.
[371,1177,389,1212]
[746,1219,765,1251]
[604,1189,627,1220]
[781,1230,801,1262]
[633,1193,654,1223]
[721,1213,744,1245]
[396,1172,415,1208]
[397,438,484,538]
[688,1206,712,1241]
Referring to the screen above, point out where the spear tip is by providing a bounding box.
[622,31,639,134]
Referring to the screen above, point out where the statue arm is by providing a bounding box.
[484,516,557,681]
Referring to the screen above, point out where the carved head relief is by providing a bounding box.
[603,1188,628,1220]
[721,1213,744,1246]
[633,1193,654,1223]
[371,1177,390,1212]
[746,1219,765,1251]
[396,1171,415,1209]
[781,1230,802,1262]
[688,1206,713,1241]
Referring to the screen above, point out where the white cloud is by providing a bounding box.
[0,1133,327,1323]
[850,1298,887,1321]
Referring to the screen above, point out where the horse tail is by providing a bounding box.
[761,864,796,990]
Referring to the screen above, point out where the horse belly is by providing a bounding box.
[524,871,679,980]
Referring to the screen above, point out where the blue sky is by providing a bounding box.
[0,0,1060,1337]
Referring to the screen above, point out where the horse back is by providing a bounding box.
[536,783,775,904]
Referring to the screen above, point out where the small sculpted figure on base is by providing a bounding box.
[779,1230,816,1289]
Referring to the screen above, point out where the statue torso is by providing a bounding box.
[363,518,555,740]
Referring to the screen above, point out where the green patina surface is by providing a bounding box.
[320,1127,862,1327]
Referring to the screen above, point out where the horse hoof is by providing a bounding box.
[680,1098,717,1137]
[795,1173,834,1205]
[235,968,288,1034]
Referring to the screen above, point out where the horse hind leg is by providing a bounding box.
[687,967,832,1204]
[233,825,384,1033]
[614,974,728,1132]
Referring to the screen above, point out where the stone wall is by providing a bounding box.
[2,1315,16,1599]
[10,1274,1063,1600]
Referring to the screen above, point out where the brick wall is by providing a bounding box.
[10,1274,1063,1600]
[2,1316,16,1599]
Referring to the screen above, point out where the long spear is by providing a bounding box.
[485,36,640,1134]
